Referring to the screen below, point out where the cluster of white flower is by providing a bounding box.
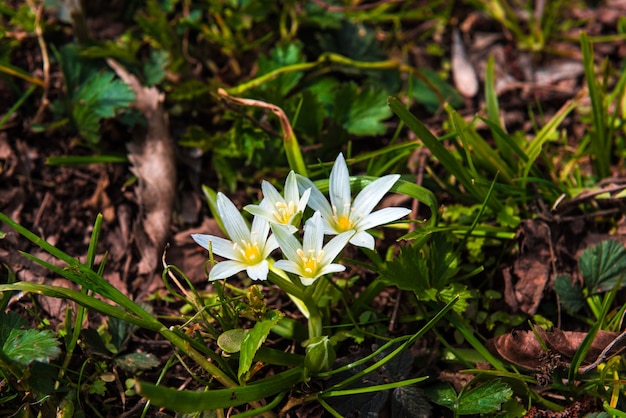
[192,153,411,286]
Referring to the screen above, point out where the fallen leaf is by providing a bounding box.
[107,59,176,277]
[488,328,625,371]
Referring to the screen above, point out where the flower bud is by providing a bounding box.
[304,336,336,375]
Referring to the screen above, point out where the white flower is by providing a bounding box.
[272,212,353,286]
[245,171,311,233]
[297,153,411,250]
[192,192,279,281]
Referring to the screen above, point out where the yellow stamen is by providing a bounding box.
[297,248,324,278]
[274,201,298,224]
[336,215,353,232]
[235,240,261,264]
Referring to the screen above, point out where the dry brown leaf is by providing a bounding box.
[488,328,624,372]
[503,220,553,315]
[107,59,176,276]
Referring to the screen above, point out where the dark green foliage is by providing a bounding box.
[51,45,136,144]
[379,234,471,314]
[424,379,512,415]
[0,312,60,366]
[555,240,626,316]
[579,240,626,293]
[554,275,585,314]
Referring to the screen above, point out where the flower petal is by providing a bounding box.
[191,234,238,260]
[247,260,269,281]
[320,230,353,265]
[349,230,375,250]
[271,224,302,262]
[217,193,250,244]
[356,207,411,230]
[261,180,284,207]
[262,234,280,258]
[298,187,311,213]
[317,263,347,277]
[329,153,351,215]
[244,203,274,220]
[251,215,271,246]
[299,276,319,286]
[351,174,400,217]
[209,260,246,281]
[303,212,324,254]
[274,259,303,277]
[283,171,300,204]
[296,175,333,220]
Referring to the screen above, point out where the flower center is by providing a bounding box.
[297,248,323,278]
[336,214,353,232]
[274,201,298,225]
[235,240,262,264]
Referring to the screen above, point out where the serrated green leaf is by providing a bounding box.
[379,240,430,294]
[439,283,471,314]
[115,352,160,372]
[73,104,101,143]
[333,82,392,135]
[89,379,107,396]
[77,72,135,119]
[579,240,626,292]
[554,275,585,314]
[144,49,170,85]
[457,379,512,415]
[2,327,61,365]
[238,310,283,382]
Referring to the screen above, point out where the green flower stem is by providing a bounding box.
[268,270,322,339]
[225,52,444,104]
[217,89,307,177]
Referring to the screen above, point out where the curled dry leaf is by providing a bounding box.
[107,59,176,276]
[487,328,625,372]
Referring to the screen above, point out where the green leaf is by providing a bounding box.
[69,71,135,143]
[439,283,471,315]
[333,82,392,135]
[257,42,305,97]
[409,69,463,113]
[144,49,170,85]
[553,275,585,314]
[77,72,135,119]
[115,352,160,372]
[316,21,386,63]
[579,240,626,292]
[457,379,512,415]
[423,382,457,409]
[379,240,431,295]
[137,367,304,413]
[238,310,283,382]
[1,321,61,366]
[89,379,108,396]
[217,329,248,353]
